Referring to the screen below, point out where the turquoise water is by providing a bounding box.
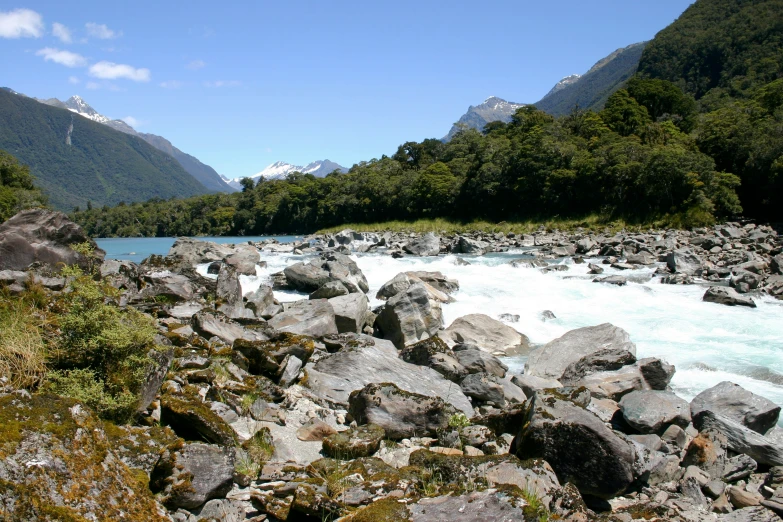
[96,236,300,263]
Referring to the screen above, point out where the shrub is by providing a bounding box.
[0,300,47,389]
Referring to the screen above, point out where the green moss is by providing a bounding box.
[160,393,237,446]
[346,497,411,521]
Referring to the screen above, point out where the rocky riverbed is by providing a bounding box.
[1,209,783,521]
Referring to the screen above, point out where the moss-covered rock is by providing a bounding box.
[160,393,237,446]
[322,424,385,460]
[0,393,169,521]
[343,497,411,521]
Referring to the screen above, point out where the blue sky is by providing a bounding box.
[1,0,694,179]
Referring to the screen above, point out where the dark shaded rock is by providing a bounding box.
[513,391,635,499]
[150,442,235,510]
[399,337,468,382]
[160,394,237,446]
[619,390,691,434]
[453,344,508,378]
[691,381,780,434]
[0,209,105,271]
[638,357,675,390]
[560,347,637,385]
[460,373,506,406]
[703,286,757,308]
[348,382,456,439]
[593,275,627,286]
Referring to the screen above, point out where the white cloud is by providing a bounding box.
[86,81,100,90]
[159,80,183,89]
[68,76,80,84]
[121,116,142,127]
[35,47,88,68]
[52,22,71,43]
[89,61,150,82]
[85,22,121,39]
[204,80,242,88]
[186,59,205,70]
[0,8,43,38]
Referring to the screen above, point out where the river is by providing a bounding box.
[96,236,783,409]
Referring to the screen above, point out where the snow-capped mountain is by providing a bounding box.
[542,74,581,99]
[227,160,348,190]
[34,94,233,193]
[444,96,526,141]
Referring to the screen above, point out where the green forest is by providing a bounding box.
[5,0,783,236]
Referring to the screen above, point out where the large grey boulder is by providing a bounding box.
[560,347,637,385]
[193,312,268,344]
[693,410,783,466]
[525,323,636,381]
[456,236,488,255]
[348,382,457,439]
[510,374,563,397]
[168,238,234,265]
[138,271,197,303]
[303,336,473,414]
[666,249,702,276]
[283,253,369,294]
[399,337,467,382]
[328,293,370,333]
[223,245,260,275]
[0,209,105,271]
[703,286,757,308]
[375,282,443,348]
[691,382,780,434]
[403,232,440,256]
[150,443,235,510]
[438,313,530,356]
[575,363,649,401]
[268,299,338,337]
[619,390,691,435]
[245,285,281,319]
[453,344,508,378]
[216,263,253,319]
[460,373,506,405]
[513,391,635,499]
[405,271,459,294]
[376,272,454,303]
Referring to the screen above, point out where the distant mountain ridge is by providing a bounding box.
[534,42,647,116]
[226,160,348,190]
[444,96,525,140]
[0,88,211,210]
[35,95,234,193]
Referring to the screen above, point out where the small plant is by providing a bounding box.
[0,298,48,390]
[421,467,444,497]
[234,448,261,479]
[448,413,471,429]
[521,488,550,522]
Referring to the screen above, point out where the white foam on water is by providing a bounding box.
[240,249,783,407]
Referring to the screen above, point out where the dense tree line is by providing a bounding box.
[71,77,756,237]
[0,150,47,222]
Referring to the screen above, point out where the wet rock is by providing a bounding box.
[691,381,781,434]
[405,271,460,294]
[525,323,636,381]
[593,275,627,286]
[588,263,604,274]
[322,424,385,459]
[513,391,635,499]
[150,442,235,510]
[703,286,757,308]
[304,336,473,414]
[637,357,675,390]
[619,390,691,434]
[403,232,440,256]
[438,313,530,356]
[348,382,457,439]
[268,299,338,337]
[283,252,369,294]
[375,282,443,348]
[0,209,105,271]
[376,272,454,303]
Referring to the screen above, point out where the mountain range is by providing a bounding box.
[225,160,348,190]
[445,42,647,139]
[36,95,234,193]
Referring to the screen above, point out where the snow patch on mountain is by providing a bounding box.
[227,160,348,189]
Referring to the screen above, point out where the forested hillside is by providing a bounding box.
[0,90,211,211]
[72,0,783,235]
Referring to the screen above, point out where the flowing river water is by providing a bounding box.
[97,236,783,409]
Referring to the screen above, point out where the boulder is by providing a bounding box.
[525,323,636,381]
[193,312,268,344]
[666,249,702,275]
[168,238,234,265]
[309,280,349,299]
[348,382,457,439]
[322,424,385,459]
[138,271,197,303]
[150,442,235,510]
[637,358,675,390]
[328,293,370,333]
[376,272,454,303]
[513,391,635,499]
[576,363,649,401]
[245,285,281,319]
[216,264,253,319]
[438,314,530,356]
[160,394,237,446]
[283,253,369,294]
[691,381,781,434]
[403,232,440,256]
[692,410,783,466]
[268,299,338,337]
[0,394,168,520]
[703,286,757,308]
[456,236,488,255]
[295,418,337,441]
[303,336,473,414]
[375,282,443,348]
[399,337,467,382]
[453,344,508,378]
[0,209,105,271]
[619,390,691,434]
[593,275,627,286]
[510,374,563,397]
[223,245,260,275]
[460,373,506,406]
[405,271,459,294]
[559,347,637,385]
